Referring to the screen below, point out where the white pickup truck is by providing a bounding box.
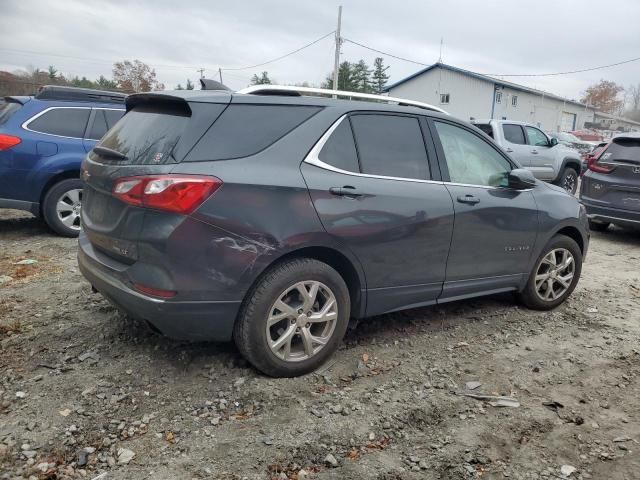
[472,120,583,194]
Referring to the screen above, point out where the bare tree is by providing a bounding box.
[113,60,164,93]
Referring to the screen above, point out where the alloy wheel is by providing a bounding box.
[563,173,576,193]
[534,248,575,301]
[266,280,338,362]
[55,188,82,231]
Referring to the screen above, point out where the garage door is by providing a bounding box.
[561,112,576,132]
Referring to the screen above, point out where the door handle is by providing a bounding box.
[457,194,480,205]
[329,185,362,198]
[531,149,539,154]
[505,148,514,153]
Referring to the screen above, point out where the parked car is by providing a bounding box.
[580,133,640,231]
[570,129,602,143]
[548,131,593,156]
[0,85,126,236]
[78,85,589,377]
[472,120,583,194]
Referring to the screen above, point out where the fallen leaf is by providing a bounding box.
[59,408,72,417]
[362,353,369,363]
[164,431,175,443]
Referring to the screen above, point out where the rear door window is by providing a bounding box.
[474,123,494,138]
[96,104,189,164]
[349,114,430,180]
[27,107,90,138]
[502,124,526,145]
[318,119,360,172]
[186,104,321,161]
[601,137,640,163]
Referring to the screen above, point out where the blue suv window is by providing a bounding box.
[87,109,124,140]
[0,101,22,126]
[27,107,90,138]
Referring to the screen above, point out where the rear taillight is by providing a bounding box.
[0,134,21,151]
[133,283,177,298]
[587,158,614,174]
[113,175,222,214]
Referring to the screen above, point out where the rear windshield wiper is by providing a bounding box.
[93,146,128,161]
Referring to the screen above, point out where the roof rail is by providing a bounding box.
[237,85,448,114]
[35,85,127,104]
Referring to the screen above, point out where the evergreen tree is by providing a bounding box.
[250,71,272,85]
[352,60,373,93]
[372,57,390,94]
[47,65,58,79]
[186,79,194,90]
[96,75,118,90]
[176,84,184,90]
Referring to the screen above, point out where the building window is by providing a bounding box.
[495,91,502,104]
[512,95,518,107]
[440,93,450,104]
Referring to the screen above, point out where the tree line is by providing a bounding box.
[580,79,640,122]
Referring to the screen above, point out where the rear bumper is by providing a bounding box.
[581,201,640,227]
[78,236,240,341]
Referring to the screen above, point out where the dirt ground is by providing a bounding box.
[0,209,638,480]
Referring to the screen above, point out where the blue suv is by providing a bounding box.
[0,86,125,236]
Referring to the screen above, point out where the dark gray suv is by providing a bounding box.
[78,86,589,377]
[580,133,640,231]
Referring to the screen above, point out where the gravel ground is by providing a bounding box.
[0,209,639,480]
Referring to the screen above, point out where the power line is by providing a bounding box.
[342,38,429,66]
[483,56,640,77]
[343,37,640,77]
[221,31,335,71]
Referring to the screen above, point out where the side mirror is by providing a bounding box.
[508,168,537,190]
[549,137,558,147]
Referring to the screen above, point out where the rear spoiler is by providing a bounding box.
[3,96,30,105]
[125,93,192,114]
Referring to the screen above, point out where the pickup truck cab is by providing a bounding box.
[472,120,583,194]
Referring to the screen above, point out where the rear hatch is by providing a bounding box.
[584,136,640,211]
[81,92,230,263]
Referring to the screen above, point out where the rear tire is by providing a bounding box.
[519,235,582,310]
[555,167,578,195]
[233,258,350,378]
[42,179,83,237]
[588,219,610,232]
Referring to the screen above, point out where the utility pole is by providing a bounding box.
[197,68,205,79]
[218,68,223,84]
[332,5,342,92]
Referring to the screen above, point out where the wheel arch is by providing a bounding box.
[39,169,81,215]
[243,244,367,320]
[561,156,582,174]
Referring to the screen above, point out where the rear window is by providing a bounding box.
[0,101,22,126]
[186,104,321,162]
[601,138,640,162]
[503,124,526,145]
[27,107,90,138]
[96,104,189,164]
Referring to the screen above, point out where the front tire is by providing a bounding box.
[42,179,83,237]
[556,167,578,195]
[519,235,582,310]
[234,258,350,378]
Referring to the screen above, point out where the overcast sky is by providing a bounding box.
[1,0,639,100]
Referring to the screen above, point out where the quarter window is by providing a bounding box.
[318,119,359,172]
[350,114,430,180]
[502,124,526,145]
[27,108,90,138]
[434,121,512,187]
[525,126,549,147]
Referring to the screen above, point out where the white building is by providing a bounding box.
[592,112,640,132]
[385,63,596,132]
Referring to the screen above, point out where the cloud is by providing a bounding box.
[1,0,638,97]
